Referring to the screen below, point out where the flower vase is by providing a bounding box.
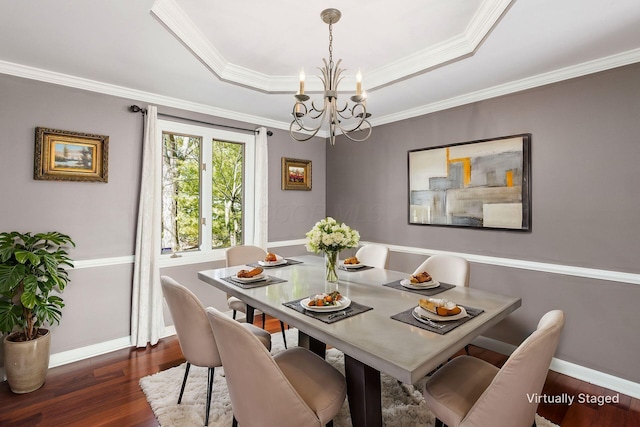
[324,251,339,284]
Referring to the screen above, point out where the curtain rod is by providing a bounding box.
[129,105,272,136]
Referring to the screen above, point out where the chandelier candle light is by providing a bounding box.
[290,8,372,145]
[305,217,360,283]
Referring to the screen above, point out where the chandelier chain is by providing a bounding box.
[328,21,334,66]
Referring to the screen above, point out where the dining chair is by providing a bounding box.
[207,307,347,427]
[160,276,272,426]
[225,244,288,348]
[355,243,390,268]
[413,254,470,287]
[423,310,565,427]
[414,254,472,354]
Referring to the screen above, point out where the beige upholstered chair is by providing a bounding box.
[225,244,288,348]
[413,254,470,287]
[423,310,565,427]
[207,307,347,427]
[355,244,390,268]
[160,276,272,426]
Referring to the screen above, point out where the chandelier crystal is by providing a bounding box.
[289,9,372,145]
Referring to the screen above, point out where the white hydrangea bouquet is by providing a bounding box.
[305,217,360,282]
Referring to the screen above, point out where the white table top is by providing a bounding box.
[198,255,521,384]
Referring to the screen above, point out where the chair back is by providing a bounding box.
[355,244,389,269]
[206,307,321,427]
[413,254,470,287]
[160,276,222,368]
[462,310,565,427]
[225,245,267,267]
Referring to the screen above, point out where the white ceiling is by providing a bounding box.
[1,0,640,133]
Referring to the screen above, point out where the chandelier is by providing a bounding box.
[289,8,372,145]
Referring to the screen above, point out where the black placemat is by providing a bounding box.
[283,297,373,324]
[382,280,455,296]
[221,275,287,289]
[338,265,375,272]
[391,305,484,335]
[247,258,304,269]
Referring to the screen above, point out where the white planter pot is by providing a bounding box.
[3,329,51,394]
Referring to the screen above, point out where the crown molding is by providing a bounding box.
[1,46,639,139]
[0,59,290,132]
[370,47,640,127]
[150,0,512,93]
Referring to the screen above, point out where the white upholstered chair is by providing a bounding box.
[225,245,288,348]
[413,254,470,287]
[160,276,271,426]
[207,307,347,427]
[355,244,389,269]
[423,310,565,427]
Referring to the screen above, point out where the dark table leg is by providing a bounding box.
[344,354,382,427]
[297,331,326,359]
[245,305,255,324]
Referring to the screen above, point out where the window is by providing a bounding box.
[158,120,255,258]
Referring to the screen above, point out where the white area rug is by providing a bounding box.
[140,329,559,426]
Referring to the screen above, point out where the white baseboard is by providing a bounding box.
[472,335,640,399]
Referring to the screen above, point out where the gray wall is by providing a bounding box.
[0,73,325,358]
[2,62,639,385]
[326,63,640,383]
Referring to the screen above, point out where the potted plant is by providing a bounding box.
[0,231,74,393]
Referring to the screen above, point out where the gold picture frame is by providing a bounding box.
[281,157,312,190]
[34,127,109,182]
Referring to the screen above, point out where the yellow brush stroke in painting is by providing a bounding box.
[505,170,514,187]
[446,147,472,187]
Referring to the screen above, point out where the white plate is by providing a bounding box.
[413,305,467,322]
[300,296,352,312]
[342,262,365,269]
[400,278,440,290]
[258,255,286,266]
[231,274,268,283]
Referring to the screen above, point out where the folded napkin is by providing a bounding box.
[221,275,287,289]
[283,297,373,324]
[247,258,303,269]
[391,305,484,335]
[382,280,455,296]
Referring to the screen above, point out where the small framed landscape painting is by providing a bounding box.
[34,127,109,182]
[281,157,312,190]
[408,134,531,231]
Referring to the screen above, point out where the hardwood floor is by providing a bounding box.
[1,316,638,426]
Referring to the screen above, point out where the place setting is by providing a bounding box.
[337,255,375,272]
[383,270,455,296]
[247,252,304,269]
[391,297,484,334]
[221,266,287,289]
[283,290,373,324]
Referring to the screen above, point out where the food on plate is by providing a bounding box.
[264,252,278,262]
[410,271,432,284]
[307,291,342,307]
[343,256,360,265]
[237,267,264,278]
[419,298,462,316]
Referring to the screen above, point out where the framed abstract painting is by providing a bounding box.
[408,134,531,230]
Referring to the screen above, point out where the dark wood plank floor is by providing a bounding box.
[1,316,638,426]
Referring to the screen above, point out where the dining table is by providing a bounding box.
[198,254,521,427]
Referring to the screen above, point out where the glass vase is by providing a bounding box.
[324,250,339,284]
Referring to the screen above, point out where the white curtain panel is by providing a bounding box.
[253,127,268,249]
[131,105,164,347]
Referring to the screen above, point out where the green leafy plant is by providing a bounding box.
[0,231,75,341]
